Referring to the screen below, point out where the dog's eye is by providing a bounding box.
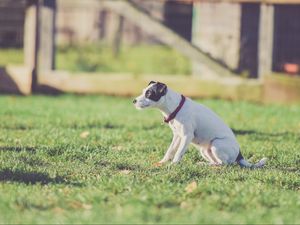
[145,90,152,98]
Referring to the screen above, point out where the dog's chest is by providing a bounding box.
[168,120,183,134]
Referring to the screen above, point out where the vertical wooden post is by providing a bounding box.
[24,0,39,92]
[39,0,56,72]
[258,4,274,79]
[99,10,107,40]
[112,15,124,57]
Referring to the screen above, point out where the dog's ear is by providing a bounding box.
[157,82,167,96]
[148,81,156,86]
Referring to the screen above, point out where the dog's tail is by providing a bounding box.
[236,151,267,169]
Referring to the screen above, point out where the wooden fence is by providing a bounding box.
[0,0,25,47]
[0,0,300,104]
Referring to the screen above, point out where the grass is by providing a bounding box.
[0,48,24,65]
[0,95,299,224]
[0,44,191,75]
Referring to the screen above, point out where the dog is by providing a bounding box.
[133,81,267,168]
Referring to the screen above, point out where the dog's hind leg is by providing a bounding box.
[199,148,213,163]
[207,146,222,166]
[210,138,240,165]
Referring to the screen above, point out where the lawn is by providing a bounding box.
[0,44,191,75]
[0,95,299,224]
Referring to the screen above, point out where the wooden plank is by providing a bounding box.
[38,72,262,102]
[169,0,300,4]
[112,0,300,4]
[23,0,41,92]
[258,4,274,79]
[23,0,39,82]
[0,21,24,27]
[207,0,300,4]
[106,0,300,3]
[112,15,124,57]
[264,74,300,104]
[0,12,25,20]
[0,65,32,95]
[101,0,234,77]
[0,1,25,8]
[0,26,24,31]
[192,2,241,72]
[39,0,56,72]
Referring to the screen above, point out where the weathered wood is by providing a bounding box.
[264,74,300,104]
[112,15,124,57]
[192,1,241,75]
[39,0,56,72]
[0,65,32,95]
[24,0,39,92]
[101,0,234,77]
[39,71,262,102]
[194,0,300,4]
[24,0,38,70]
[261,0,300,3]
[109,0,300,4]
[258,4,274,79]
[99,10,107,40]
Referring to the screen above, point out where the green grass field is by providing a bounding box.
[0,95,299,224]
[0,44,191,75]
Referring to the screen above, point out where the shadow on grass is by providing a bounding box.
[0,146,36,153]
[142,123,161,130]
[94,159,145,172]
[232,129,298,139]
[36,84,64,95]
[0,168,82,186]
[115,162,143,171]
[267,166,299,173]
[0,67,23,94]
[68,121,124,130]
[0,125,35,130]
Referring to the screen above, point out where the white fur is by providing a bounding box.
[134,84,267,167]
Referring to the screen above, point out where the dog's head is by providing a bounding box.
[133,81,167,110]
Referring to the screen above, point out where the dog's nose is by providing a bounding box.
[133,99,137,104]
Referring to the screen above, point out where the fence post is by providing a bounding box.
[258,4,274,79]
[113,15,124,57]
[24,0,39,92]
[39,0,56,72]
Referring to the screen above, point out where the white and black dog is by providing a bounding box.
[133,81,267,168]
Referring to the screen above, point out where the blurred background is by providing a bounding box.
[0,0,299,103]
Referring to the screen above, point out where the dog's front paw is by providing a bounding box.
[153,159,169,167]
[153,162,164,167]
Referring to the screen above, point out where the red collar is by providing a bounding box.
[164,95,186,123]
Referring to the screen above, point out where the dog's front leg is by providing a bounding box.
[159,134,180,164]
[172,134,193,164]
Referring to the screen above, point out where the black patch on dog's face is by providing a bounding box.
[145,81,167,102]
[148,81,156,86]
